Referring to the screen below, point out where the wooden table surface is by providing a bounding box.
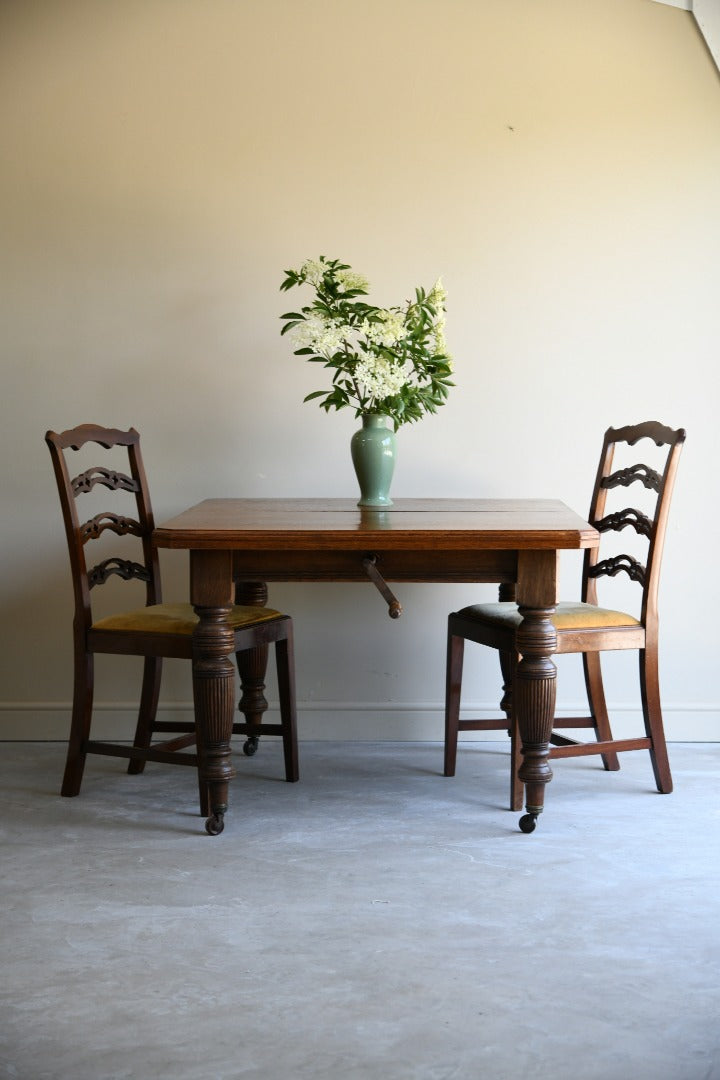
[155,497,598,550]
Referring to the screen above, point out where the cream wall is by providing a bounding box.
[1,0,717,742]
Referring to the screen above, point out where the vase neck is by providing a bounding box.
[362,412,389,429]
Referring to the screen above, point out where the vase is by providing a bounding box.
[350,413,396,508]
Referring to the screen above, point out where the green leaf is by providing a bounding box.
[280,321,301,336]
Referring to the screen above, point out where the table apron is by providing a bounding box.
[231,548,519,583]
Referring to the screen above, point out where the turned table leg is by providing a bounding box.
[234,580,270,756]
[191,551,236,835]
[514,551,559,833]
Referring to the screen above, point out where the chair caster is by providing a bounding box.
[519,812,538,834]
[243,736,259,757]
[205,812,225,836]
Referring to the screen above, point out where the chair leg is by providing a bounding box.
[61,649,94,797]
[196,743,209,817]
[639,645,673,794]
[128,656,163,775]
[501,652,524,812]
[582,652,620,772]
[508,712,524,812]
[275,631,299,783]
[444,628,464,777]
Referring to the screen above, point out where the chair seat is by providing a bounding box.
[92,602,283,635]
[457,601,641,632]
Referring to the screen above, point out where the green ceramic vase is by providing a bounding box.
[350,413,396,508]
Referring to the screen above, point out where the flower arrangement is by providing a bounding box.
[280,256,453,431]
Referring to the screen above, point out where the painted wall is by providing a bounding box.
[1,0,717,742]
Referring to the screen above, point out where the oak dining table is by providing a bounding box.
[153,498,599,835]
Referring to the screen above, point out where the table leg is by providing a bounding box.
[234,581,269,754]
[514,551,559,833]
[191,552,236,835]
[235,581,269,722]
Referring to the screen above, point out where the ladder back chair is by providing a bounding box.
[444,421,685,820]
[46,424,298,830]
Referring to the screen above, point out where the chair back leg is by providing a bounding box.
[639,646,673,793]
[62,649,94,797]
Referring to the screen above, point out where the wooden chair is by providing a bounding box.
[444,421,685,821]
[46,424,298,826]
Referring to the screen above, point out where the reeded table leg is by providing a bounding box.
[515,551,559,833]
[191,552,236,835]
[514,606,557,832]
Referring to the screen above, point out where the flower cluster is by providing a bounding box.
[280,256,453,430]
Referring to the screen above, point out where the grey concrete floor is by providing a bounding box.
[1,740,719,1080]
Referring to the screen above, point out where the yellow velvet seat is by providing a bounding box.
[92,603,283,635]
[46,423,299,831]
[444,421,686,822]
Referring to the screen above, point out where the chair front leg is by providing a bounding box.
[500,650,523,812]
[444,626,464,777]
[275,629,299,783]
[582,652,620,772]
[128,656,163,775]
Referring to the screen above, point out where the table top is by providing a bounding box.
[154,498,598,552]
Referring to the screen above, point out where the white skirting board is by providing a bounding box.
[1,701,718,742]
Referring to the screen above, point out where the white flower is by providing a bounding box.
[335,269,370,294]
[291,313,345,358]
[299,258,327,287]
[355,355,407,402]
[362,309,407,349]
[280,257,453,428]
[427,277,447,309]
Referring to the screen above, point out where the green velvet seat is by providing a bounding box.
[454,601,641,633]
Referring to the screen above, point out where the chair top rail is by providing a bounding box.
[607,421,686,448]
[46,424,140,451]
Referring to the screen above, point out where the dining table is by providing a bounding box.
[153,498,599,835]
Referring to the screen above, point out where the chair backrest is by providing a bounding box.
[582,421,685,628]
[46,424,161,633]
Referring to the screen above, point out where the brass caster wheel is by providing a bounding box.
[243,736,259,757]
[205,812,225,836]
[519,813,538,834]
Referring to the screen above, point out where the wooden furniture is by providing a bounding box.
[154,498,599,834]
[444,422,686,824]
[46,425,298,825]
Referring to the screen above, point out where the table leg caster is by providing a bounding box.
[205,812,225,836]
[243,736,259,757]
[519,812,539,834]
